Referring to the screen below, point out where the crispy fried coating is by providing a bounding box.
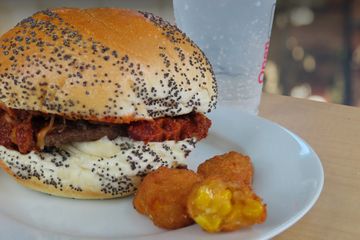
[133,167,202,229]
[133,151,266,233]
[187,177,267,232]
[197,151,253,186]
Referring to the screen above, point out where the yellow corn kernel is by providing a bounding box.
[214,189,232,216]
[225,204,243,224]
[194,215,222,232]
[191,181,233,232]
[225,198,264,226]
[193,186,212,211]
[188,178,267,232]
[242,199,264,219]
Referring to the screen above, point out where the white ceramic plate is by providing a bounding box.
[0,105,324,240]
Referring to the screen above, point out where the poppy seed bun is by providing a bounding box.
[0,137,196,199]
[0,8,217,123]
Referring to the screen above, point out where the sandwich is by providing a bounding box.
[0,8,217,199]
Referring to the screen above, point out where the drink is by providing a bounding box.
[173,0,276,114]
[215,73,263,113]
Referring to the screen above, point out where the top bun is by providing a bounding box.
[0,8,217,123]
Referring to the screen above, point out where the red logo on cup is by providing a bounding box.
[258,41,270,84]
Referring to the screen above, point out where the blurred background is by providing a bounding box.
[266,0,360,106]
[0,0,358,107]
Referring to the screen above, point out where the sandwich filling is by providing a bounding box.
[0,104,211,154]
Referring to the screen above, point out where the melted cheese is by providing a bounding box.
[36,116,55,149]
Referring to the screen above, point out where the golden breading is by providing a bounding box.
[187,177,267,232]
[133,167,202,229]
[197,151,253,186]
[133,151,267,233]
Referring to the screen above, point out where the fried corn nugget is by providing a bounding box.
[197,151,253,186]
[133,167,202,229]
[187,177,267,232]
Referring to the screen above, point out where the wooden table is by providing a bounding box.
[259,93,360,240]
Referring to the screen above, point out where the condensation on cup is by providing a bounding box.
[173,0,276,114]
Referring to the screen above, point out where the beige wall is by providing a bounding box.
[0,0,174,35]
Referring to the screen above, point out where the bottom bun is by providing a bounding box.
[0,137,196,199]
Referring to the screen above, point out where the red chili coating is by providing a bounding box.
[128,112,211,142]
[0,110,35,154]
[12,122,35,154]
[0,113,15,150]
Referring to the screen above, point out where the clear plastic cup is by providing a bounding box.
[173,0,276,114]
